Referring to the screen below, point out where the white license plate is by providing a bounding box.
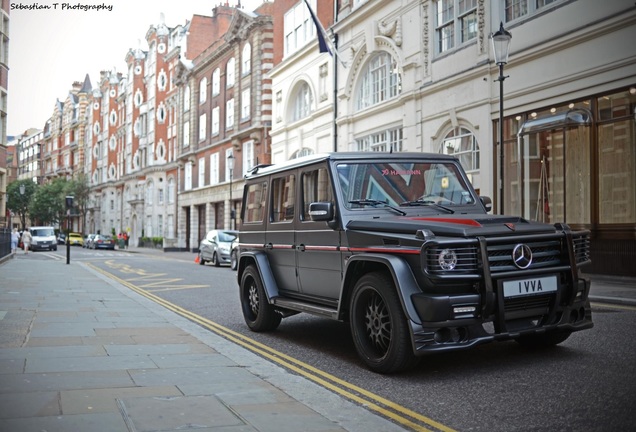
[503,276,557,298]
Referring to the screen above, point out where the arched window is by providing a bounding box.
[226,57,236,87]
[356,52,401,111]
[212,68,220,96]
[290,81,313,122]
[242,43,251,76]
[183,85,191,111]
[440,126,480,173]
[199,77,207,104]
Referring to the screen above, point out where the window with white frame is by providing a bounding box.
[199,113,207,141]
[183,120,190,147]
[168,178,175,203]
[212,107,220,135]
[226,98,235,129]
[167,214,174,238]
[185,161,193,190]
[284,0,317,57]
[198,157,206,187]
[226,57,236,88]
[210,152,219,185]
[243,140,254,176]
[158,188,164,204]
[504,0,559,22]
[241,89,251,120]
[291,81,313,122]
[434,0,478,54]
[184,86,191,111]
[355,52,401,111]
[353,127,403,152]
[212,68,220,96]
[199,77,207,104]
[440,126,480,173]
[242,43,251,76]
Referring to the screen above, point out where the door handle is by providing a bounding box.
[297,244,305,252]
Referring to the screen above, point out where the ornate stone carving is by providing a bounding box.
[378,18,402,46]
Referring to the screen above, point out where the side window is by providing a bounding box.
[301,168,334,220]
[244,182,267,223]
[271,175,296,223]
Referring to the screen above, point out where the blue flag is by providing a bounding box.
[303,0,331,55]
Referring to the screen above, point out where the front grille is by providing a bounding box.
[572,233,591,265]
[504,294,553,319]
[488,240,562,272]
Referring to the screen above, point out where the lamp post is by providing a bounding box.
[65,195,74,265]
[19,184,25,230]
[492,21,512,214]
[228,153,235,230]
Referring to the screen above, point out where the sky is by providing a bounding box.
[8,0,263,137]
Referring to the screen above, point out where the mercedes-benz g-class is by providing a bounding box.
[237,152,592,373]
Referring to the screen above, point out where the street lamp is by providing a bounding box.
[228,152,235,230]
[19,184,25,230]
[492,21,512,214]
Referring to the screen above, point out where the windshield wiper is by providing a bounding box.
[399,200,455,214]
[349,199,406,216]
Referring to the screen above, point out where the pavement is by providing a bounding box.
[0,248,634,432]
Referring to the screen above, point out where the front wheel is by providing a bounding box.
[349,272,418,374]
[198,253,205,265]
[230,249,238,271]
[240,265,281,332]
[212,252,221,267]
[515,330,572,347]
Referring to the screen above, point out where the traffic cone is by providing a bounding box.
[194,255,200,264]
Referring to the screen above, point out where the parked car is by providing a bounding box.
[91,234,115,250]
[57,233,66,245]
[84,233,97,248]
[198,229,238,267]
[237,152,593,373]
[28,226,58,251]
[230,236,239,271]
[67,232,84,247]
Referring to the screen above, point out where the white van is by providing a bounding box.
[29,226,58,251]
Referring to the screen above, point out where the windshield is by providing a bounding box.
[31,228,55,237]
[336,161,476,210]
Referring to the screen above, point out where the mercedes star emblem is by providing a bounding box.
[512,244,533,269]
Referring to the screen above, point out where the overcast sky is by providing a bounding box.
[8,0,263,137]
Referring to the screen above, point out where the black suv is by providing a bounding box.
[237,152,593,373]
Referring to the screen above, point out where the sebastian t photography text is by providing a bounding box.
[11,2,114,12]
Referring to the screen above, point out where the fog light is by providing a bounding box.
[438,249,457,270]
[453,306,476,314]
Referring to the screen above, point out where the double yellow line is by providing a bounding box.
[88,263,456,432]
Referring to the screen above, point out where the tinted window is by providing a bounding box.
[301,168,334,220]
[244,182,268,223]
[271,175,295,223]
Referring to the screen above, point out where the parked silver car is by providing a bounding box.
[198,229,238,267]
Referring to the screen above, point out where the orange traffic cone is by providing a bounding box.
[194,255,200,264]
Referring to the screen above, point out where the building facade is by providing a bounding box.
[11,0,636,275]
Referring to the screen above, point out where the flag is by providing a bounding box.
[303,0,332,55]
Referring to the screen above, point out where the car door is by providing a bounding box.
[265,172,299,293]
[295,164,342,301]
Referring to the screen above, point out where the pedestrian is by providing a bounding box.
[11,228,20,254]
[21,228,32,254]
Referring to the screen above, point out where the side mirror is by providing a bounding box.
[308,202,334,222]
[480,196,492,213]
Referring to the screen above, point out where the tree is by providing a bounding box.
[66,174,90,231]
[6,180,37,230]
[30,179,67,227]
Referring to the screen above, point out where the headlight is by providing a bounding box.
[438,249,458,271]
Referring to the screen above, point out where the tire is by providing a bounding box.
[212,252,220,267]
[198,253,205,265]
[515,330,572,347]
[240,264,281,332]
[230,249,238,271]
[349,272,419,374]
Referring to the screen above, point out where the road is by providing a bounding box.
[44,247,636,431]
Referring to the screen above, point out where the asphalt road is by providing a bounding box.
[46,248,636,431]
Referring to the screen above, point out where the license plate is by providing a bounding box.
[503,275,557,298]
